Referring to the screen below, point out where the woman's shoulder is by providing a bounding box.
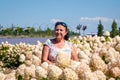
[44,38,54,46]
[65,40,73,46]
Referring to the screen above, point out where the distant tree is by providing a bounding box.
[13,26,23,35]
[1,28,11,36]
[110,20,118,38]
[97,20,104,36]
[76,24,82,35]
[24,27,35,35]
[46,27,52,36]
[82,25,87,36]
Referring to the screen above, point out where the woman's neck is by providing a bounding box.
[55,38,65,43]
[53,38,65,49]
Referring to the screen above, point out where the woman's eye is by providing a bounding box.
[55,29,59,31]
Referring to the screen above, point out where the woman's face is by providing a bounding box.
[55,25,67,40]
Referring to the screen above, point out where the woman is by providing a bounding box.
[41,22,79,64]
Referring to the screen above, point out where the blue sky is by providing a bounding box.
[0,0,120,35]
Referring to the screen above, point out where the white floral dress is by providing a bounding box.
[44,39,72,62]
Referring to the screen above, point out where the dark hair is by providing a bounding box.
[55,22,69,40]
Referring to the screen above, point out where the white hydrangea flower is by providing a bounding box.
[25,60,32,66]
[19,54,25,62]
[83,43,91,50]
[35,66,47,79]
[109,67,120,78]
[32,55,41,66]
[75,62,91,79]
[108,77,115,80]
[30,78,37,80]
[0,72,6,80]
[83,49,92,58]
[25,51,33,60]
[114,35,120,43]
[105,48,119,63]
[63,68,78,80]
[99,48,107,57]
[82,71,98,80]
[100,36,105,42]
[36,40,43,46]
[47,64,63,80]
[93,70,106,80]
[103,31,110,36]
[24,65,36,79]
[16,64,26,78]
[78,36,83,40]
[4,70,16,80]
[115,43,120,52]
[41,62,49,70]
[78,51,90,64]
[56,52,71,69]
[33,49,42,59]
[69,60,80,71]
[90,54,107,73]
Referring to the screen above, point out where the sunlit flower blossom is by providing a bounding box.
[41,62,49,70]
[19,54,25,62]
[25,51,33,60]
[78,51,90,62]
[75,62,91,79]
[32,55,41,66]
[63,68,78,80]
[24,65,35,79]
[35,66,47,79]
[4,70,16,80]
[109,67,120,78]
[83,71,98,80]
[90,54,107,72]
[69,61,80,71]
[25,60,32,66]
[16,64,26,78]
[103,31,110,37]
[0,72,6,80]
[47,64,63,80]
[115,43,120,52]
[108,77,115,80]
[93,70,106,80]
[56,52,71,69]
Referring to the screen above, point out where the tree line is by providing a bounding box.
[0,20,120,38]
[0,24,78,38]
[97,20,120,38]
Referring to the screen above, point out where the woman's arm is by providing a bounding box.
[71,46,79,61]
[41,45,53,64]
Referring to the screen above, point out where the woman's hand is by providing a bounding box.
[71,46,79,61]
[49,56,55,63]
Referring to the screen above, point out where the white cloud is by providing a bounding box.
[80,17,120,23]
[50,19,63,23]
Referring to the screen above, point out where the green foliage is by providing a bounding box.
[13,27,23,36]
[17,75,23,80]
[0,43,22,69]
[102,56,109,64]
[119,27,120,36]
[110,20,118,38]
[116,77,120,80]
[42,78,48,80]
[97,20,104,36]
[46,27,53,36]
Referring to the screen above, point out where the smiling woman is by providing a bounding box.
[41,22,79,64]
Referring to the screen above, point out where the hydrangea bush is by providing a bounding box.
[0,34,120,80]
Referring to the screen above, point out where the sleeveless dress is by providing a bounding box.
[44,39,72,62]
